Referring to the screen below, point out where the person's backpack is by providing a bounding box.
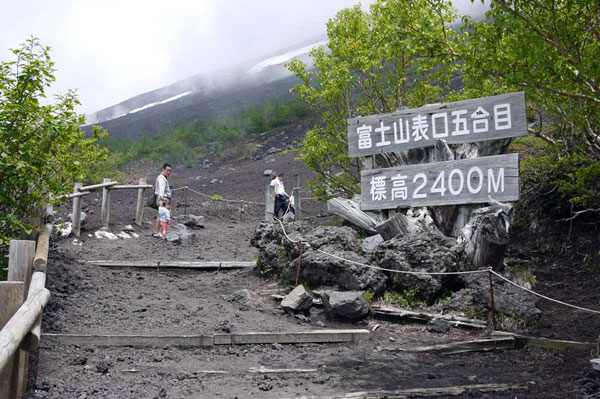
[146,192,158,209]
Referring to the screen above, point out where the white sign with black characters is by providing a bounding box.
[360,154,519,210]
[347,92,527,157]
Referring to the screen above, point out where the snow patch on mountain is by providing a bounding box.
[247,40,328,74]
[128,91,193,114]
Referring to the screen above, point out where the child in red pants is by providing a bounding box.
[158,200,171,239]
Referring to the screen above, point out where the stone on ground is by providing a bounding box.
[173,214,205,229]
[361,234,383,253]
[428,318,451,333]
[67,211,87,226]
[280,285,313,312]
[321,291,369,320]
[166,223,195,244]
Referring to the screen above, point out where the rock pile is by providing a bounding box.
[251,220,541,324]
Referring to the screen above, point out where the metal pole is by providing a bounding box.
[488,267,497,330]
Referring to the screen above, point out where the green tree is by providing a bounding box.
[0,38,107,246]
[287,0,459,198]
[459,0,600,215]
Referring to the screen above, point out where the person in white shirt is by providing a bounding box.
[270,172,290,218]
[153,163,172,237]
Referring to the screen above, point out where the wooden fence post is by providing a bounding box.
[292,173,301,221]
[265,185,275,222]
[0,282,25,399]
[135,177,146,227]
[7,240,36,299]
[72,182,83,237]
[101,178,111,228]
[4,239,35,398]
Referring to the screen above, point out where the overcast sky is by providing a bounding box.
[0,0,487,115]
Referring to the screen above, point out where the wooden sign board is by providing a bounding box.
[347,92,527,157]
[360,154,519,210]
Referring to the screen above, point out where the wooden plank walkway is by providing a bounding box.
[43,329,369,347]
[87,260,256,269]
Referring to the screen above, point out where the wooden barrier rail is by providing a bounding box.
[61,177,151,236]
[0,209,52,398]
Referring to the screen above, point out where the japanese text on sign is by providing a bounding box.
[347,92,526,157]
[360,154,519,210]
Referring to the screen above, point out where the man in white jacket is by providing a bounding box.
[270,172,290,218]
[153,163,172,237]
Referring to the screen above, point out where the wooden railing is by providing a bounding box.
[63,178,152,236]
[0,209,53,398]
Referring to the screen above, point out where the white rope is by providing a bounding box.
[185,187,265,205]
[490,270,600,315]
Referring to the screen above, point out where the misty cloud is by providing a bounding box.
[0,0,487,115]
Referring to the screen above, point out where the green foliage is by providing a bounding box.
[287,0,459,199]
[361,291,375,305]
[289,0,600,220]
[381,286,423,308]
[99,98,310,171]
[211,194,223,201]
[0,38,106,247]
[460,0,600,216]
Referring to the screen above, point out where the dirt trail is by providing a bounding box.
[26,153,598,398]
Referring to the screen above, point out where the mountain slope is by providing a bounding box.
[84,38,326,139]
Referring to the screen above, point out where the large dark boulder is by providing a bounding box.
[321,291,369,320]
[291,246,386,293]
[371,231,464,303]
[442,274,541,324]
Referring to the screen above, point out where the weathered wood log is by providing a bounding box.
[135,177,146,226]
[491,331,597,350]
[0,288,51,372]
[279,383,528,398]
[110,184,153,190]
[393,336,516,355]
[0,282,25,399]
[22,272,46,351]
[8,240,36,299]
[101,178,111,228]
[72,182,83,237]
[371,306,487,329]
[375,213,410,240]
[78,181,117,191]
[33,223,53,271]
[327,198,377,233]
[459,196,514,270]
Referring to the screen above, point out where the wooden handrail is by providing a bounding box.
[0,288,50,372]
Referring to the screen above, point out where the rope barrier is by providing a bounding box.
[274,218,487,277]
[490,269,600,315]
[179,186,320,206]
[274,218,600,315]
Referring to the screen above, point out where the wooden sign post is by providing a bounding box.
[346,92,527,212]
[360,154,519,211]
[347,92,527,157]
